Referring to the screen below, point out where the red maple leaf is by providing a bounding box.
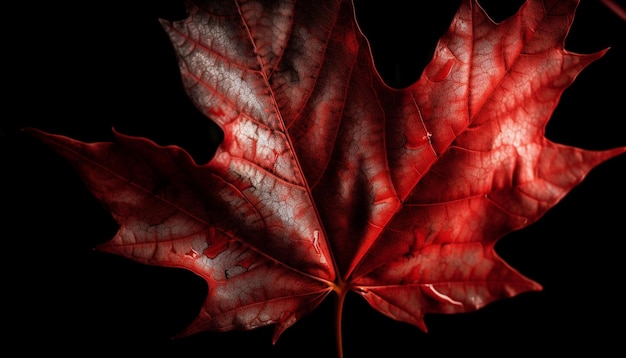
[26,0,625,356]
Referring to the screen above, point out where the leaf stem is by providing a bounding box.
[334,285,347,358]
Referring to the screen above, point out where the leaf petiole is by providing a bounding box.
[334,284,347,358]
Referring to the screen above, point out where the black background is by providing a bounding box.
[4,0,625,356]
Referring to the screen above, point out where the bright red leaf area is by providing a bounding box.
[28,0,625,356]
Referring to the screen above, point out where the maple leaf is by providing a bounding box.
[25,0,625,356]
